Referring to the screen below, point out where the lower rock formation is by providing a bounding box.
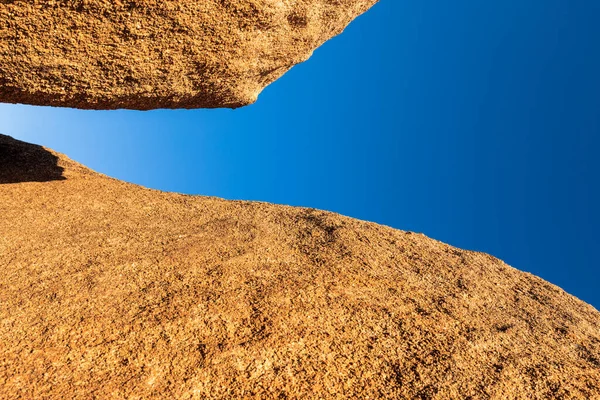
[0,134,599,398]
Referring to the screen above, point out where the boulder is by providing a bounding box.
[1,134,599,398]
[0,0,377,110]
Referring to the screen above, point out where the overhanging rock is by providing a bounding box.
[0,0,378,110]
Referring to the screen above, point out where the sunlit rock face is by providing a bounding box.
[1,134,600,398]
[0,0,378,110]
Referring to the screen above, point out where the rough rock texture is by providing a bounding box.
[1,134,600,399]
[0,0,377,110]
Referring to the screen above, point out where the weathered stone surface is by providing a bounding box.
[1,134,599,398]
[0,0,377,110]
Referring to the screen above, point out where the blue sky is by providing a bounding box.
[1,1,599,308]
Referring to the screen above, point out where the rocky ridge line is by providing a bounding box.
[0,134,599,398]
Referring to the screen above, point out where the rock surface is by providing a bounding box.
[1,134,599,399]
[0,0,377,110]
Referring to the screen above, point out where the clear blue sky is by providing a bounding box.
[1,1,599,308]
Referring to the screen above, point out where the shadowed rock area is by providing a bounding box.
[0,134,65,183]
[1,135,599,398]
[0,0,377,110]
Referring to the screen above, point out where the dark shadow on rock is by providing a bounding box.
[0,134,65,184]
